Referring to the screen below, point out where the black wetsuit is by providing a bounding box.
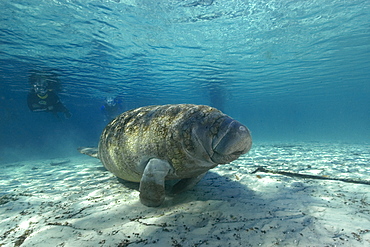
[27,91,70,117]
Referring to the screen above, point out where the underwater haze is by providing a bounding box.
[1,0,369,163]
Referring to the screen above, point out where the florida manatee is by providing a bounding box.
[79,104,252,207]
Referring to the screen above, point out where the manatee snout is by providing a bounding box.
[211,119,252,164]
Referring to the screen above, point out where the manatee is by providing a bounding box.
[78,104,252,207]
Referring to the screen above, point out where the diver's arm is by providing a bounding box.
[27,93,47,111]
[51,94,71,118]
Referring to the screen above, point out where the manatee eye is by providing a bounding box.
[211,126,218,134]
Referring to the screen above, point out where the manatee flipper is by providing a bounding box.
[171,172,207,195]
[78,147,99,158]
[139,158,173,207]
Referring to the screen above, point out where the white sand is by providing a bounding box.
[1,142,370,246]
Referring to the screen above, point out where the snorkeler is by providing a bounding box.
[27,71,72,119]
[101,96,124,121]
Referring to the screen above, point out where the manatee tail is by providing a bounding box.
[78,147,99,158]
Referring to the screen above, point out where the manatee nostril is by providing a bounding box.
[239,126,247,131]
[232,150,244,156]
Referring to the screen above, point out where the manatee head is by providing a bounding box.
[210,117,252,164]
[192,116,252,165]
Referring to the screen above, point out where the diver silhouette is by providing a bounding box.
[27,70,71,119]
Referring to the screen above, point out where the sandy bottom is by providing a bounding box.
[1,142,370,247]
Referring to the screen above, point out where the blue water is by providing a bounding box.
[1,0,369,163]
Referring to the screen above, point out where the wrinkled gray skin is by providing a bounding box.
[79,104,252,207]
